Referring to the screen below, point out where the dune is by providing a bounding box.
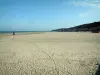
[0,32,100,75]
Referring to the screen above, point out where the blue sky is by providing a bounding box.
[0,0,100,31]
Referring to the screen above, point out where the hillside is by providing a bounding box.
[52,21,100,32]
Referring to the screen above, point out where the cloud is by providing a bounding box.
[79,12,88,17]
[72,0,100,8]
[79,7,100,23]
[75,0,100,18]
[79,7,99,17]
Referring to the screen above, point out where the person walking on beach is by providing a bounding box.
[12,32,15,40]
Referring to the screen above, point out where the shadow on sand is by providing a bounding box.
[95,65,100,75]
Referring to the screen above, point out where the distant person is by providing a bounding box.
[12,32,15,40]
[13,32,15,35]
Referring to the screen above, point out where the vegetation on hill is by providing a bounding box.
[52,21,100,32]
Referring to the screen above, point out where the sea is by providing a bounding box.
[0,31,50,33]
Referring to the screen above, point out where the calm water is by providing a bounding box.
[0,31,49,33]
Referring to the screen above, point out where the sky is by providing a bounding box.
[0,0,100,31]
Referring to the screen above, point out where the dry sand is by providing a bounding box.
[0,32,100,75]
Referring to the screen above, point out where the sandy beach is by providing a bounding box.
[0,32,100,75]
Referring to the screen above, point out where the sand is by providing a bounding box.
[0,32,100,75]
